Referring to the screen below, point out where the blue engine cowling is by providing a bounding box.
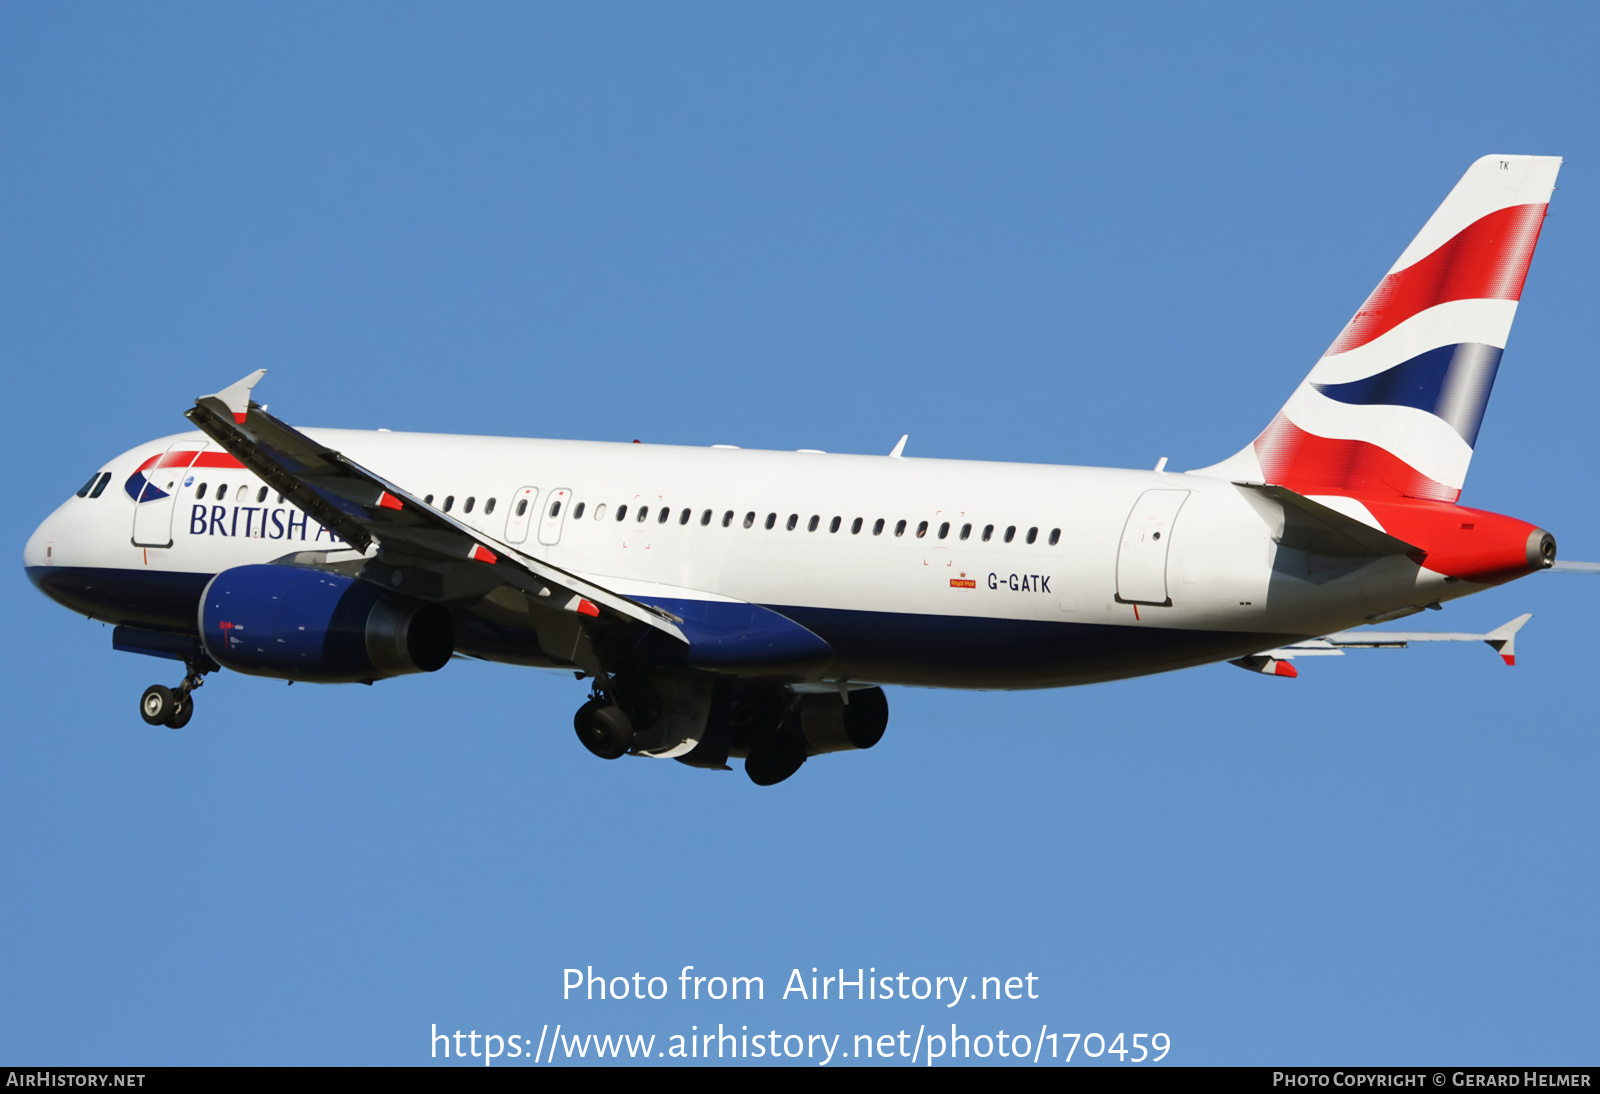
[200,565,454,683]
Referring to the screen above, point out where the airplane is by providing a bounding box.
[22,154,1594,785]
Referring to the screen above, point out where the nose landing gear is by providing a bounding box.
[139,657,211,729]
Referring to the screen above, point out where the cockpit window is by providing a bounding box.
[88,472,111,499]
[75,473,99,498]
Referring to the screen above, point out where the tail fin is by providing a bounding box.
[1198,155,1561,502]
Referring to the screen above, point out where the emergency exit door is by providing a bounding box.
[538,488,572,546]
[1115,489,1189,606]
[503,486,540,544]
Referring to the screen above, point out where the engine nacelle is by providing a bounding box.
[200,565,454,682]
[798,688,889,755]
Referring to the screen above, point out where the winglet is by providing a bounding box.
[889,435,908,459]
[1484,613,1532,666]
[201,369,269,424]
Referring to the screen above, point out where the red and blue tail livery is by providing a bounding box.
[1203,154,1559,505]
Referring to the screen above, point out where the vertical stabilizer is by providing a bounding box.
[1196,155,1561,502]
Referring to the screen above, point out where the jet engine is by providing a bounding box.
[199,564,454,682]
[796,688,890,755]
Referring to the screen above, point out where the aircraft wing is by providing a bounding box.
[184,370,688,649]
[1232,614,1531,677]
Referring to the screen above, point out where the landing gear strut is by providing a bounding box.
[139,657,211,729]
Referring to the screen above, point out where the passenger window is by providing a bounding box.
[443,495,454,512]
[743,512,755,528]
[679,507,691,525]
[89,472,111,499]
[916,521,928,538]
[658,507,670,524]
[1049,528,1061,546]
[425,494,434,505]
[636,505,648,523]
[217,484,229,501]
[594,503,607,521]
[701,509,712,526]
[276,494,284,504]
[1004,525,1016,543]
[938,522,950,539]
[76,473,98,498]
[982,524,994,542]
[257,486,268,503]
[1026,527,1038,544]
[765,513,777,530]
[873,518,885,535]
[786,514,799,531]
[549,500,561,518]
[571,501,582,519]
[829,516,841,533]
[464,497,476,513]
[196,483,208,501]
[851,517,862,534]
[894,520,906,537]
[960,523,971,540]
[808,515,820,532]
[617,504,628,521]
[486,498,498,515]
[721,510,733,527]
[516,499,528,517]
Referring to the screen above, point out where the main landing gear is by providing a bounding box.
[139,658,211,729]
[573,697,633,759]
[571,677,891,786]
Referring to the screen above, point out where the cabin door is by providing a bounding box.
[1115,489,1189,606]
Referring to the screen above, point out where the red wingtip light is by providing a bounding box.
[469,544,498,564]
[577,598,600,617]
[1273,660,1299,678]
[378,491,403,511]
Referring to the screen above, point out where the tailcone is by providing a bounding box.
[1366,500,1554,585]
[1527,528,1557,572]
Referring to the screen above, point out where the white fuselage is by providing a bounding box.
[26,428,1463,689]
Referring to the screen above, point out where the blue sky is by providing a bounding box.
[3,3,1597,1066]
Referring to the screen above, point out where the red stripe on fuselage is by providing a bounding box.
[1253,413,1459,502]
[135,450,247,473]
[1326,203,1547,356]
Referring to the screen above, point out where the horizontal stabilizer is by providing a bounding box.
[1234,482,1421,559]
[1241,613,1531,676]
[1229,654,1298,678]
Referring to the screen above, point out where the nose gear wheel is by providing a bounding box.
[137,655,212,729]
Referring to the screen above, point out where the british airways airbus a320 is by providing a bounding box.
[24,155,1595,784]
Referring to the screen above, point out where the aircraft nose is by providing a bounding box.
[23,509,60,574]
